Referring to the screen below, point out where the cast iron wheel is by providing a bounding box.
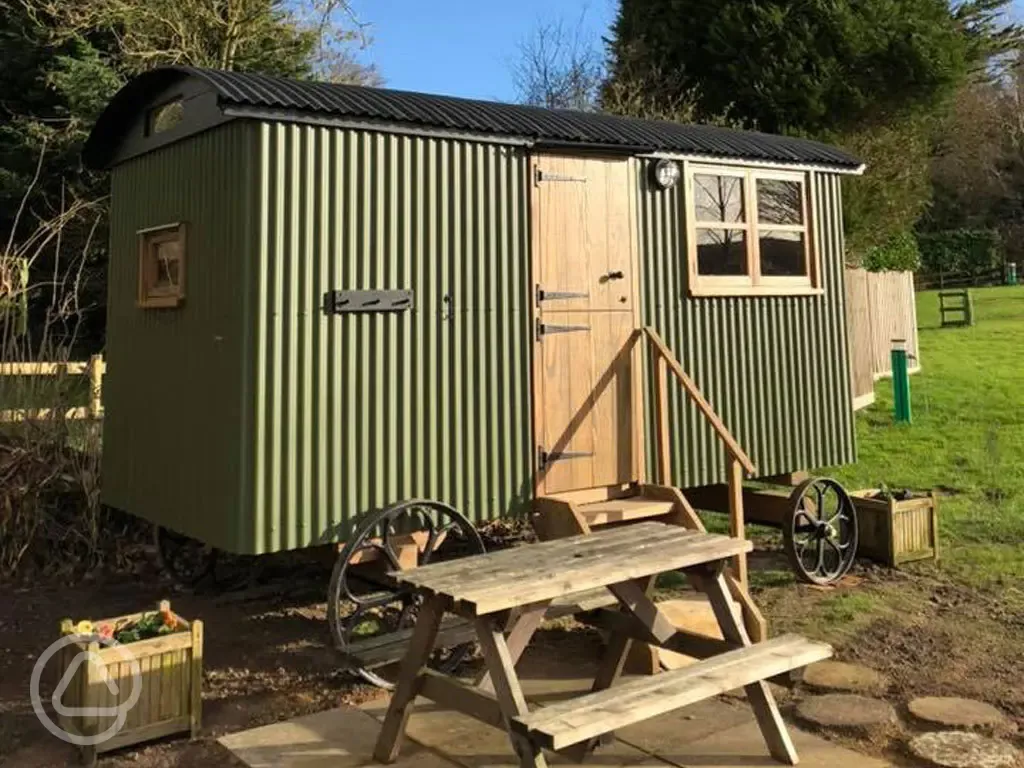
[327,499,485,689]
[154,525,263,590]
[783,477,858,585]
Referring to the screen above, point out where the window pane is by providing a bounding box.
[153,240,181,290]
[694,174,745,223]
[696,229,747,276]
[759,231,806,276]
[756,179,803,225]
[149,101,185,135]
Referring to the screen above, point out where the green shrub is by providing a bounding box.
[861,231,921,272]
[918,229,1002,276]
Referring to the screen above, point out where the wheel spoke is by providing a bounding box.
[814,538,826,574]
[378,528,406,572]
[795,510,816,527]
[827,503,850,526]
[419,525,443,566]
[813,485,825,518]
[824,537,844,559]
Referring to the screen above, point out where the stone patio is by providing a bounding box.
[219,646,891,768]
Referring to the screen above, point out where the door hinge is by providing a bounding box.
[535,319,590,341]
[535,284,589,304]
[539,447,595,467]
[535,168,588,185]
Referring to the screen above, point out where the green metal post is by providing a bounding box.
[1008,262,1018,286]
[891,339,912,424]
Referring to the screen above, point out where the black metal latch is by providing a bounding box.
[539,447,594,467]
[322,289,414,314]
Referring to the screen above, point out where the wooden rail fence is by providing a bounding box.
[0,355,106,423]
[844,269,920,411]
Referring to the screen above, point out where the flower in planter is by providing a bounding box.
[97,623,115,640]
[74,620,94,636]
[159,600,180,631]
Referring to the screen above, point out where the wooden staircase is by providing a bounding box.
[578,496,676,527]
[532,327,768,644]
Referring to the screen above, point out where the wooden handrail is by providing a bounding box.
[642,327,756,475]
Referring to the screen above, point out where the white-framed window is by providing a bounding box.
[685,164,819,296]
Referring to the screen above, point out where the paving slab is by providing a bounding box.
[648,719,892,768]
[616,698,751,753]
[795,693,897,735]
[909,731,1020,768]
[218,706,457,768]
[800,660,888,695]
[362,689,890,768]
[908,697,1010,733]
[362,699,661,767]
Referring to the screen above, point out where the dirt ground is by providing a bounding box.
[0,558,386,768]
[1,544,1022,767]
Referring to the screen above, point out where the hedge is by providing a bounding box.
[917,229,1002,276]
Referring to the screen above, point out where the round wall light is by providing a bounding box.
[652,159,681,190]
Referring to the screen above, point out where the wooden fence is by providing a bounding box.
[845,269,920,411]
[914,268,1004,291]
[0,355,106,423]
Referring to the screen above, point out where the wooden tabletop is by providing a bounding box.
[392,522,752,616]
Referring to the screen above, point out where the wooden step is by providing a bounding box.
[511,633,832,751]
[577,498,675,527]
[341,616,475,671]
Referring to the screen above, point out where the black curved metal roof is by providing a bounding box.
[84,67,864,171]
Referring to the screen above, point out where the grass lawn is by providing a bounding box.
[729,287,1024,731]
[826,285,1024,587]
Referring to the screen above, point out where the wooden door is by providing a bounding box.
[532,154,641,496]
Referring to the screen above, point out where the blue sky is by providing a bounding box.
[352,0,1023,102]
[350,0,616,101]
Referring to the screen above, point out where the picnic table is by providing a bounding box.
[372,521,832,768]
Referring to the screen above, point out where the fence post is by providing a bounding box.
[88,355,104,419]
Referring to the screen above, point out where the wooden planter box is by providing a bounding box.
[851,489,939,566]
[56,602,202,764]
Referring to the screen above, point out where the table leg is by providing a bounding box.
[373,595,447,764]
[702,569,798,765]
[476,600,551,693]
[557,575,656,761]
[474,616,548,768]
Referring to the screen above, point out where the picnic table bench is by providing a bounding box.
[373,522,832,767]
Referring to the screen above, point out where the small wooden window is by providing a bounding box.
[147,99,185,135]
[138,224,186,308]
[686,164,818,296]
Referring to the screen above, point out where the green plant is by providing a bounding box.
[861,231,922,272]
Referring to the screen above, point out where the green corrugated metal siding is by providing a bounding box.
[103,122,254,551]
[636,160,856,487]
[244,123,533,554]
